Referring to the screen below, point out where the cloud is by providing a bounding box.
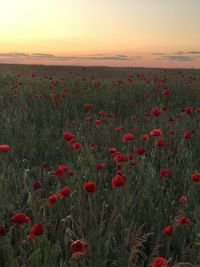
[32,53,55,57]
[153,51,187,56]
[173,51,185,55]
[0,58,19,63]
[187,51,200,54]
[31,54,76,60]
[89,53,111,56]
[157,55,195,61]
[0,52,29,57]
[153,50,200,61]
[153,50,200,62]
[85,55,142,61]
[116,54,129,58]
[0,52,143,62]
[86,56,130,60]
[131,56,143,60]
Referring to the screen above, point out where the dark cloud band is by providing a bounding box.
[0,52,143,61]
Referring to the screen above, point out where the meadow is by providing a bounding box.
[0,64,200,267]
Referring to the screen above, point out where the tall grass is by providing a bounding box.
[0,66,200,266]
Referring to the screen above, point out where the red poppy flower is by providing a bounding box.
[179,195,188,204]
[168,130,174,137]
[0,144,11,153]
[163,225,173,235]
[98,110,107,116]
[71,142,82,150]
[150,129,163,137]
[155,139,168,147]
[116,170,126,177]
[84,115,93,121]
[60,92,67,98]
[53,169,65,178]
[176,216,190,225]
[112,174,126,188]
[115,127,123,133]
[160,168,172,177]
[83,182,96,193]
[58,165,69,172]
[57,186,71,198]
[134,146,146,155]
[48,194,57,206]
[53,165,69,178]
[29,223,43,240]
[95,119,102,126]
[122,133,135,142]
[184,106,193,115]
[191,173,200,182]
[113,152,127,162]
[96,163,105,170]
[0,225,6,236]
[68,139,75,145]
[151,107,162,116]
[141,134,149,141]
[90,142,97,149]
[150,256,168,267]
[162,90,171,96]
[143,113,150,119]
[63,132,75,141]
[11,212,31,224]
[70,240,88,255]
[84,103,93,110]
[108,147,117,154]
[32,180,41,190]
[183,131,192,139]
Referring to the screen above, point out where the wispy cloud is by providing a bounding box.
[162,55,195,61]
[0,52,30,57]
[154,51,200,62]
[116,54,129,58]
[32,53,56,57]
[173,51,185,55]
[187,51,200,54]
[0,58,19,63]
[0,52,143,62]
[86,55,143,61]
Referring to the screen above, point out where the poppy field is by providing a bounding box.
[0,65,200,267]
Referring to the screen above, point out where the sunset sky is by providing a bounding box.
[0,0,200,68]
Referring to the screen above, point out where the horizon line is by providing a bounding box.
[0,62,200,71]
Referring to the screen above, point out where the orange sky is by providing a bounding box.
[0,0,200,68]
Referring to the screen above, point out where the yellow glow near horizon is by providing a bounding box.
[0,0,83,52]
[0,0,200,67]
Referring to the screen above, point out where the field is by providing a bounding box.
[0,64,200,267]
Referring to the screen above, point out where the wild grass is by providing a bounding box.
[0,65,199,266]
